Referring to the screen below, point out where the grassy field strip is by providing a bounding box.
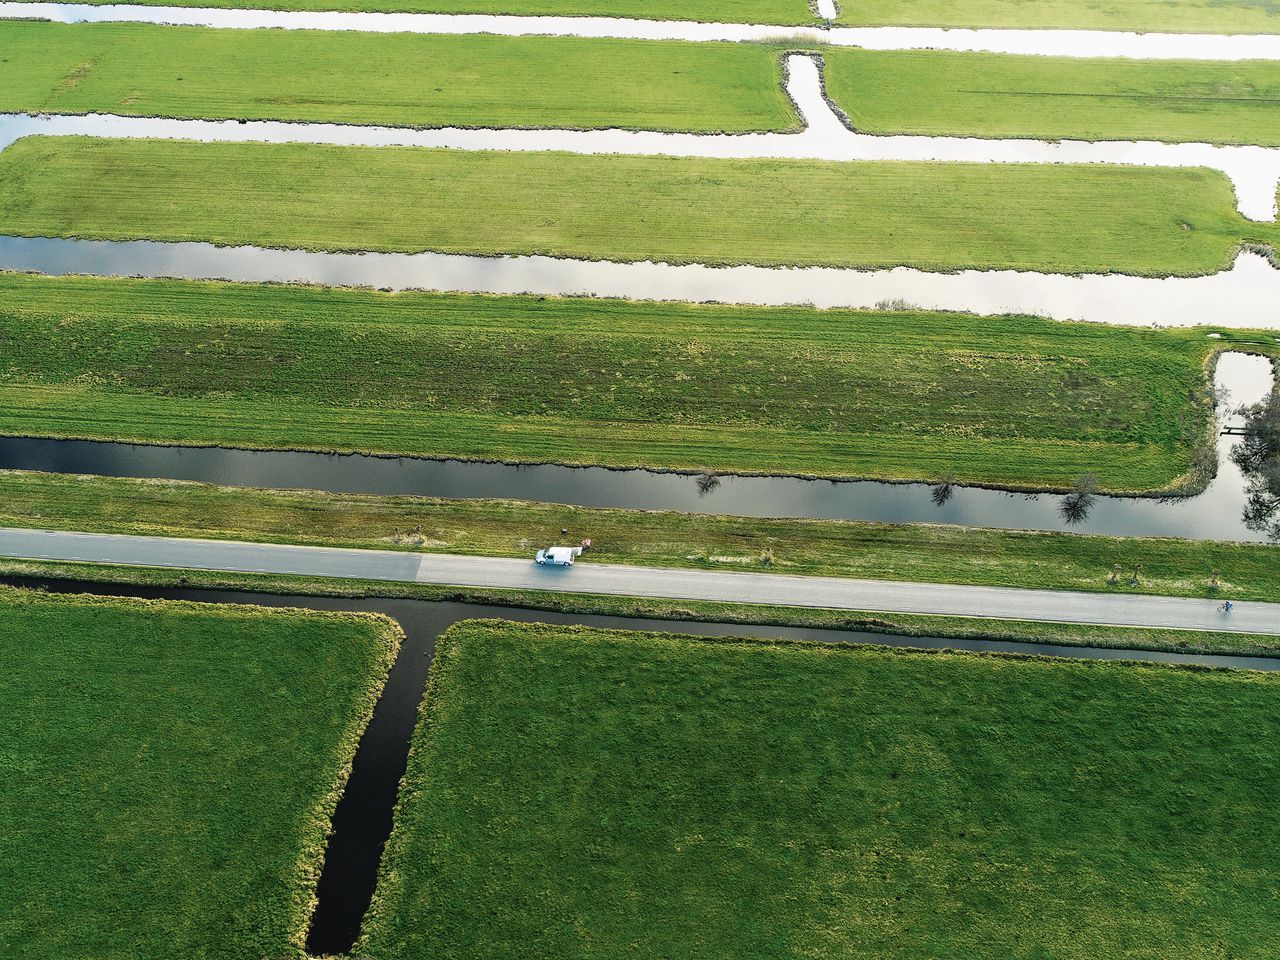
[0,272,1252,492]
[8,3,1280,52]
[822,49,1280,148]
[361,620,1280,960]
[0,586,400,960]
[3,53,1279,218]
[2,135,1276,276]
[0,22,800,133]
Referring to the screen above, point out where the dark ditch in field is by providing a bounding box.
[0,352,1275,542]
[5,573,1278,956]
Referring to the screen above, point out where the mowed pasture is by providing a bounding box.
[0,136,1272,275]
[0,22,797,132]
[837,0,1280,33]
[362,619,1280,960]
[823,49,1280,146]
[7,466,1280,609]
[0,588,399,960]
[0,273,1238,489]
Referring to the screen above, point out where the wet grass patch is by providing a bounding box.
[0,587,400,960]
[360,618,1280,959]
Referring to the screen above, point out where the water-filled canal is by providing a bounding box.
[7,574,1274,955]
[0,353,1273,542]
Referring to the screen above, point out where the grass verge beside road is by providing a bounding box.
[0,273,1246,490]
[823,49,1280,146]
[0,137,1272,276]
[2,468,1278,603]
[0,22,797,133]
[361,619,1280,959]
[0,587,399,960]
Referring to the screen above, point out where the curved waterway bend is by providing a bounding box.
[7,576,1276,955]
[3,56,1278,218]
[4,236,1280,328]
[6,2,1280,60]
[0,354,1272,542]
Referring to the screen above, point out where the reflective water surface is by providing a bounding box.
[0,354,1272,541]
[5,2,1280,60]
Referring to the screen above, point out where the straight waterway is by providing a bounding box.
[3,55,1278,218]
[5,236,1280,328]
[7,575,1275,954]
[6,2,1280,59]
[0,353,1272,542]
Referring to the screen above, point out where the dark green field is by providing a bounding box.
[0,137,1271,275]
[0,588,399,960]
[362,619,1280,959]
[0,273,1248,490]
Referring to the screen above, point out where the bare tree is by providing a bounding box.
[1059,472,1100,525]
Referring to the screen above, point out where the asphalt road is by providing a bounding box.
[0,527,1276,635]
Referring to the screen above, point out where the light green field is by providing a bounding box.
[362,619,1280,960]
[2,136,1273,275]
[0,273,1244,489]
[0,21,795,132]
[0,0,813,20]
[837,0,1280,33]
[0,588,398,960]
[823,49,1280,146]
[4,464,1280,605]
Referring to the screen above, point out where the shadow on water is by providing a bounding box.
[0,354,1273,543]
[4,574,1277,955]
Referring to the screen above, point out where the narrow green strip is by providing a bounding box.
[0,22,796,133]
[0,273,1237,489]
[1,137,1271,275]
[836,0,1280,34]
[823,49,1280,147]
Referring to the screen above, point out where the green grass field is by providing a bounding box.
[361,619,1280,959]
[1,137,1272,275]
[823,49,1280,146]
[0,588,399,960]
[0,273,1244,489]
[4,466,1279,603]
[0,22,796,132]
[836,0,1280,32]
[0,0,813,21]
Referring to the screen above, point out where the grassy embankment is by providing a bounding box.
[823,49,1280,146]
[1,137,1275,275]
[836,0,1280,32]
[0,587,399,960]
[0,0,814,21]
[361,619,1280,959]
[0,273,1253,489]
[0,22,797,132]
[4,466,1280,603]
[6,555,1277,656]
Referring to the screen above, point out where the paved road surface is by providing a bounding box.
[0,527,1275,635]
